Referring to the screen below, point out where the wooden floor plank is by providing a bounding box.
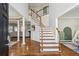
[9,38,79,56]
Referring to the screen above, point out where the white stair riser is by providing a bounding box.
[40,36,54,37]
[40,32,53,33]
[42,49,59,51]
[40,34,53,36]
[40,30,53,32]
[40,44,59,46]
[40,40,56,42]
[40,27,59,52]
[40,37,55,39]
[40,28,52,29]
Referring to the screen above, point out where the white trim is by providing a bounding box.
[9,20,19,22]
[9,16,22,20]
[17,20,20,41]
[22,17,26,45]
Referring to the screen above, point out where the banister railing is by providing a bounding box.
[30,9,40,17]
[29,8,45,27]
[29,9,45,52]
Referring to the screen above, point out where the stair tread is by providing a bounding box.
[40,39,55,40]
[40,31,52,32]
[40,42,58,44]
[40,46,59,48]
[40,36,54,37]
[40,38,54,39]
[40,33,53,34]
[41,51,60,53]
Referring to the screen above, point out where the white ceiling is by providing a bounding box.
[9,4,21,17]
[9,4,22,24]
[61,4,79,18]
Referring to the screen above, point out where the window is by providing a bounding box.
[14,26,17,32]
[9,26,13,33]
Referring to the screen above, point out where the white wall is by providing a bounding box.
[58,17,79,37]
[49,3,76,31]
[42,15,49,26]
[31,25,40,42]
[31,16,40,42]
[9,5,21,17]
[49,3,76,42]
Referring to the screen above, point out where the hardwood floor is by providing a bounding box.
[60,44,79,56]
[9,38,79,56]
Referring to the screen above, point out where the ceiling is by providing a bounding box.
[9,4,22,24]
[60,4,79,18]
[9,4,21,18]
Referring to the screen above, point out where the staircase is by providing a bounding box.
[29,9,44,26]
[29,9,59,52]
[40,27,59,52]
